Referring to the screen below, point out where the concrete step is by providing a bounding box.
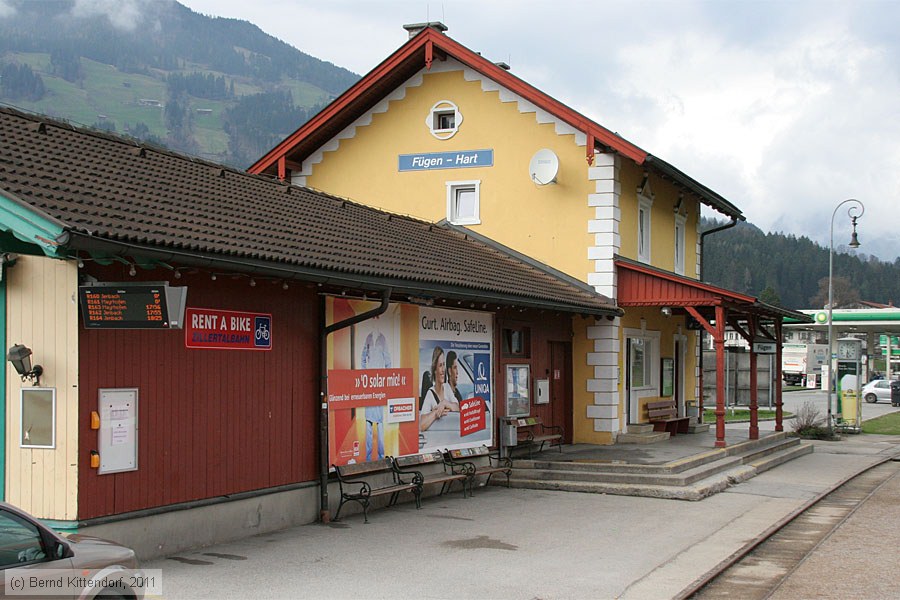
[617,430,670,444]
[501,434,813,500]
[627,423,655,434]
[747,441,814,473]
[509,454,746,487]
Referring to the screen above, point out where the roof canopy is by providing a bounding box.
[616,257,811,325]
[250,25,744,221]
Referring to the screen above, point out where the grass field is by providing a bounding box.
[703,409,791,422]
[2,51,331,160]
[861,412,900,435]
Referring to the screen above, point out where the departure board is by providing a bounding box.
[79,284,171,329]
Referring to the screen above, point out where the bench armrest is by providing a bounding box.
[333,471,373,498]
[487,451,512,470]
[389,461,425,487]
[540,422,564,437]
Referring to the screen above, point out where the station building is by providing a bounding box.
[252,23,805,448]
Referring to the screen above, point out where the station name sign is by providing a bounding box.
[398,149,493,172]
[752,340,777,355]
[80,284,171,329]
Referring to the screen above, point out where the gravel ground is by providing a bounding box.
[771,460,900,599]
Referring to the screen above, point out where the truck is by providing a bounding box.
[782,343,829,386]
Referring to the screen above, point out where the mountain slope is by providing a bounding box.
[0,0,359,167]
[702,218,900,309]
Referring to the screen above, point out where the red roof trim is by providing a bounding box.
[616,259,756,306]
[249,28,648,175]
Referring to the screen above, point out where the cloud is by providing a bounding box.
[176,0,900,260]
[0,0,15,18]
[70,0,143,31]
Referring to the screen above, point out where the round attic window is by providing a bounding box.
[426,100,462,140]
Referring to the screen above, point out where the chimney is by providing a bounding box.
[403,21,448,39]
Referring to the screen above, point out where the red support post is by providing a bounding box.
[775,321,784,432]
[749,345,759,440]
[714,305,727,448]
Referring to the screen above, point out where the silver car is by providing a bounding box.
[862,379,894,404]
[0,501,143,599]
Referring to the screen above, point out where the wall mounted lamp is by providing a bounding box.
[7,344,43,386]
[660,306,673,317]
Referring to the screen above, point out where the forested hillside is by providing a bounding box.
[0,0,359,167]
[702,218,899,310]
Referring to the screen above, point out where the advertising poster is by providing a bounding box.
[418,307,493,453]
[836,361,860,425]
[326,299,494,466]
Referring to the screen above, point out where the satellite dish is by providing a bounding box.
[529,149,559,185]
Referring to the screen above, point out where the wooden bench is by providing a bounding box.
[445,445,512,491]
[645,399,690,435]
[513,416,563,457]
[392,451,471,498]
[332,458,422,523]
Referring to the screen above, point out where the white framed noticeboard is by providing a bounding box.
[98,388,138,474]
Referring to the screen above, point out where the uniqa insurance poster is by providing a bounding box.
[326,299,493,467]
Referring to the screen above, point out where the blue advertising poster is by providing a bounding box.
[418,307,493,452]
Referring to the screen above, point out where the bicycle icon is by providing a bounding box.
[254,317,272,348]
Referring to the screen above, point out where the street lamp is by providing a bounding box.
[827,199,864,435]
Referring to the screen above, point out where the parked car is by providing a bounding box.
[0,501,143,598]
[863,379,894,404]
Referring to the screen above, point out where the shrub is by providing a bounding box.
[791,401,832,439]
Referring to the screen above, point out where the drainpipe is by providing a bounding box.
[697,217,739,423]
[318,289,392,522]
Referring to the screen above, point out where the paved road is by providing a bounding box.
[142,430,900,600]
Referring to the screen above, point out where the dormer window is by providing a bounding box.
[427,100,462,140]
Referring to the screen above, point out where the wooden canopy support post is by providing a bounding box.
[687,305,728,447]
[728,315,759,440]
[774,320,784,432]
[747,315,759,439]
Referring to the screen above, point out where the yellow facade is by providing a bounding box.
[298,59,703,444]
[303,68,596,282]
[5,256,79,519]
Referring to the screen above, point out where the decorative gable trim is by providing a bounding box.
[290,58,589,185]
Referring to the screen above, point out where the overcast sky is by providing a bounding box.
[92,1,900,260]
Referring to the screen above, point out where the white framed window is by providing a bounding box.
[426,100,463,140]
[20,387,55,449]
[638,196,652,263]
[674,214,686,275]
[625,330,660,389]
[446,180,481,225]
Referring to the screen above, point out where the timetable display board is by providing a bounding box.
[79,284,171,329]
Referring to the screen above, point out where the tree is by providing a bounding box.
[809,276,860,309]
[759,286,781,307]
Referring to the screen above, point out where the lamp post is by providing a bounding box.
[827,199,864,435]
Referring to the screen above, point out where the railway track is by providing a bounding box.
[678,457,900,599]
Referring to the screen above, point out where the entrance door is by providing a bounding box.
[549,341,573,443]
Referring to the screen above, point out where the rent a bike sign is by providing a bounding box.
[185,307,272,350]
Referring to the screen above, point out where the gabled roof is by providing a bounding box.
[0,106,620,317]
[250,25,744,220]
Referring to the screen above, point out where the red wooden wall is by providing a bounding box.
[495,309,574,440]
[77,265,319,519]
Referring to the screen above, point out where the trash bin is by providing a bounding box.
[891,380,900,407]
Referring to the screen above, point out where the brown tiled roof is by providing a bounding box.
[0,106,619,316]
